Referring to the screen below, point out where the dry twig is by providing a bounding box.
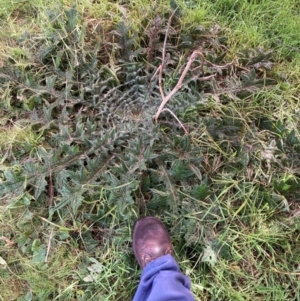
[153,16,236,127]
[161,108,189,135]
[45,228,54,263]
[155,50,206,123]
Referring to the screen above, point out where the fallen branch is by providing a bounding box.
[161,108,189,135]
[153,13,236,130]
[154,50,205,123]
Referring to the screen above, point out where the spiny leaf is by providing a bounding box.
[201,245,217,266]
[65,5,78,32]
[34,175,47,200]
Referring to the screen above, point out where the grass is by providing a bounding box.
[0,0,300,300]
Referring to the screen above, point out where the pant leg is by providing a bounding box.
[132,254,196,301]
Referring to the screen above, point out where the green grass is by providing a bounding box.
[0,0,300,300]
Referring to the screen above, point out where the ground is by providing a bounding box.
[0,1,299,300]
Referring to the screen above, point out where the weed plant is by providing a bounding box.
[0,1,299,300]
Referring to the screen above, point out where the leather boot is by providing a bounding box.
[132,216,173,268]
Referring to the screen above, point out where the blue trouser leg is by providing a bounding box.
[132,254,196,301]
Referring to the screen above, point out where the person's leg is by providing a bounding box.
[133,254,195,301]
[132,216,196,301]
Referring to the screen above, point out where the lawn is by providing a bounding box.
[0,0,300,300]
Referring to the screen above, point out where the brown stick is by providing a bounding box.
[153,11,235,131]
[45,228,54,263]
[161,108,189,135]
[155,50,201,122]
[158,9,177,101]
